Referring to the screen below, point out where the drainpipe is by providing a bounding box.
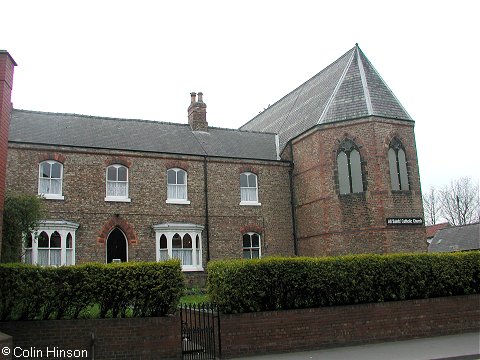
[289,142,298,255]
[203,156,211,261]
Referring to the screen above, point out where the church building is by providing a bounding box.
[1,45,426,275]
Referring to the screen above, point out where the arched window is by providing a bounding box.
[388,138,409,191]
[105,164,129,201]
[243,232,261,259]
[167,168,189,204]
[337,140,364,195]
[153,223,204,271]
[23,221,79,267]
[38,160,64,199]
[240,172,260,204]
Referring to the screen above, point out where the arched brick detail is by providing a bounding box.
[38,152,66,164]
[97,217,138,245]
[105,156,132,168]
[239,166,258,175]
[165,160,189,171]
[240,224,263,234]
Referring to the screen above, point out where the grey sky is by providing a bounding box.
[2,0,479,192]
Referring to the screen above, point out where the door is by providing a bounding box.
[106,228,127,263]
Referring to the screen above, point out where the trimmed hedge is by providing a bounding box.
[0,260,184,320]
[207,252,480,313]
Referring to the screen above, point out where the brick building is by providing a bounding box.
[4,45,426,272]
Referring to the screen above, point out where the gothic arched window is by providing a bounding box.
[337,140,364,195]
[388,138,409,191]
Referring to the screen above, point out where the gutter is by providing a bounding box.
[289,142,298,255]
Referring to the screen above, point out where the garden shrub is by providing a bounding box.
[0,260,184,320]
[207,252,480,313]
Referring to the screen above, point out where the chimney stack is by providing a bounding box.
[0,50,16,259]
[188,91,208,132]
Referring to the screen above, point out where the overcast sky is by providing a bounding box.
[2,0,479,192]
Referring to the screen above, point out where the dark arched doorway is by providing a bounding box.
[106,228,128,263]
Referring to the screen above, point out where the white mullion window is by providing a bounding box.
[23,221,79,266]
[243,232,261,259]
[166,168,190,204]
[105,164,130,202]
[153,224,203,271]
[38,160,64,200]
[240,172,261,205]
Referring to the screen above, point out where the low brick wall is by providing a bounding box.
[0,316,180,360]
[220,294,480,358]
[0,295,478,360]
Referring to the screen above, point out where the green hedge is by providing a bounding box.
[207,252,480,313]
[0,260,184,320]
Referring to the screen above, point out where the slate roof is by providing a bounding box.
[240,44,413,151]
[9,109,278,161]
[428,223,480,253]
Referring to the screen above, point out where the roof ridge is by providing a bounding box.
[240,46,357,129]
[317,46,356,124]
[356,48,413,120]
[356,45,373,115]
[12,108,188,127]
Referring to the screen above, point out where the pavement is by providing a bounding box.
[232,332,480,360]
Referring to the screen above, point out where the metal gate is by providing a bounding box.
[180,303,221,359]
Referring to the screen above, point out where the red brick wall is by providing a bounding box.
[0,316,180,360]
[0,51,16,259]
[6,144,294,265]
[291,117,426,256]
[220,295,480,358]
[0,296,477,359]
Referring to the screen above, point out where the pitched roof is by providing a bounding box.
[240,44,413,151]
[425,222,450,239]
[9,109,279,161]
[428,223,480,253]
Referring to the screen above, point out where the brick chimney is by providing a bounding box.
[188,92,208,132]
[0,50,16,259]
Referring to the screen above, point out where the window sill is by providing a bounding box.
[105,197,131,203]
[166,199,191,205]
[40,194,65,200]
[182,266,204,272]
[239,201,261,206]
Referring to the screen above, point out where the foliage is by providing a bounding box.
[0,260,184,320]
[423,177,479,226]
[207,252,480,313]
[1,193,44,263]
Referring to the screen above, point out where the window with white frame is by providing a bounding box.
[388,138,409,191]
[105,164,130,202]
[240,172,260,205]
[166,168,190,204]
[38,160,64,200]
[242,232,261,259]
[24,220,79,266]
[153,223,203,271]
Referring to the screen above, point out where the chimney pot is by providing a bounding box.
[190,92,197,104]
[198,92,203,102]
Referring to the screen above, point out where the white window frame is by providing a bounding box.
[105,164,131,202]
[242,232,262,259]
[23,220,79,266]
[153,223,204,271]
[240,172,261,206]
[38,160,65,200]
[166,168,190,205]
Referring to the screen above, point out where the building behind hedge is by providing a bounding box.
[2,45,426,272]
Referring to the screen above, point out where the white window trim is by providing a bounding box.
[243,232,262,259]
[240,172,260,205]
[153,223,204,271]
[105,164,131,202]
[38,160,64,200]
[24,220,79,266]
[166,168,190,204]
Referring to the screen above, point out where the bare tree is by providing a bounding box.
[423,186,442,225]
[439,177,479,226]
